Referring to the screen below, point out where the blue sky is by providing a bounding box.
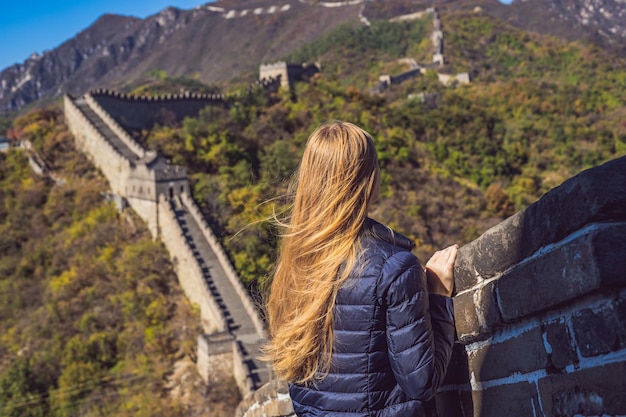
[1,0,514,72]
[0,1,208,71]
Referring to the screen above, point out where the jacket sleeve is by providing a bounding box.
[383,250,455,401]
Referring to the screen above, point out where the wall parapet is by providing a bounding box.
[180,192,267,338]
[235,380,294,417]
[64,95,126,162]
[441,156,626,417]
[64,94,132,195]
[158,195,228,333]
[454,156,626,294]
[90,88,226,103]
[84,93,146,159]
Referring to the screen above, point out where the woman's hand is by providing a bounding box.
[425,244,458,297]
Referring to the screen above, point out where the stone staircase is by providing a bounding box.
[172,198,270,389]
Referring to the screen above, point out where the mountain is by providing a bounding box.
[1,0,625,114]
[483,0,626,54]
[0,0,364,113]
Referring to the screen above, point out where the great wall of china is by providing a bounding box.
[58,4,626,416]
[64,88,272,395]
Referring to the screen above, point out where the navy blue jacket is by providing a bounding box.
[289,219,455,417]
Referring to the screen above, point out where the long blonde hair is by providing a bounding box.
[265,120,380,384]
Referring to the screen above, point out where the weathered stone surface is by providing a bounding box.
[593,223,626,287]
[476,280,502,333]
[537,362,626,417]
[235,380,294,417]
[454,213,525,291]
[454,281,502,343]
[454,156,626,291]
[471,381,538,417]
[572,304,621,357]
[543,321,577,370]
[468,327,548,381]
[497,222,626,322]
[453,291,480,340]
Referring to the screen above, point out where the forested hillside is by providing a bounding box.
[0,110,240,416]
[0,8,625,416]
[136,12,626,285]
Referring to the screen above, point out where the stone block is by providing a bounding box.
[453,291,480,341]
[453,281,502,343]
[454,156,626,292]
[276,398,295,416]
[543,320,577,370]
[454,213,525,290]
[592,223,626,287]
[476,280,502,333]
[265,400,282,416]
[471,381,538,417]
[572,304,621,357]
[497,223,626,322]
[468,326,548,381]
[537,362,626,416]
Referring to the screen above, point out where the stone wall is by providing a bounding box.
[197,332,236,386]
[66,88,271,398]
[157,195,228,334]
[441,155,626,417]
[236,157,626,416]
[259,62,320,90]
[90,88,226,132]
[236,380,294,417]
[375,7,473,93]
[64,95,131,195]
[180,192,267,337]
[84,93,146,158]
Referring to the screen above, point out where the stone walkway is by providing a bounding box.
[74,98,141,162]
[172,199,270,389]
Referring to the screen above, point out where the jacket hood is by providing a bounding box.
[364,218,416,251]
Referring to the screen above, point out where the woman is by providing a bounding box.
[265,121,457,416]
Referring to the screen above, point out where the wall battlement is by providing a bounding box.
[235,156,626,417]
[90,87,227,102]
[89,89,227,132]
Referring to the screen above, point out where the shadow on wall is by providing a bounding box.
[236,156,626,417]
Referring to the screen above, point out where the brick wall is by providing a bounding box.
[90,89,226,132]
[64,95,131,194]
[157,196,228,334]
[441,155,626,417]
[237,157,626,416]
